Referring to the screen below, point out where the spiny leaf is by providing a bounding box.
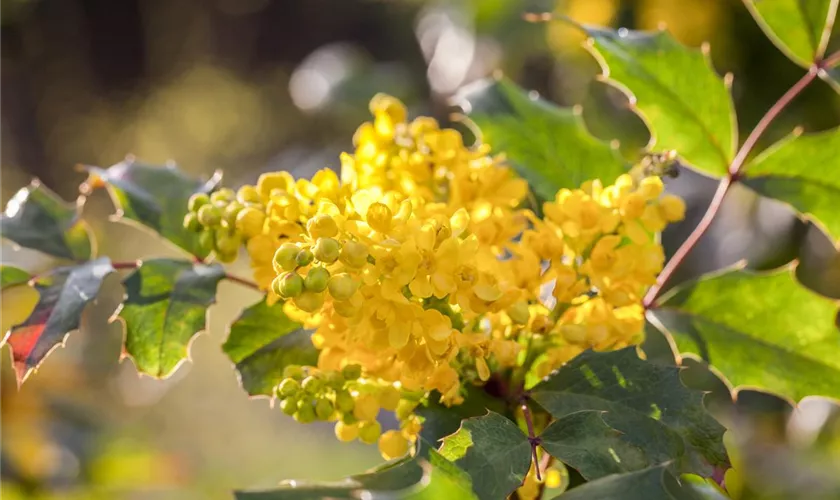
[120,258,225,378]
[84,159,221,259]
[417,385,510,445]
[651,268,840,401]
[742,127,840,240]
[0,181,93,260]
[234,440,476,499]
[1,258,113,384]
[454,77,627,203]
[744,0,838,67]
[439,411,532,500]
[552,465,701,500]
[530,347,727,475]
[0,266,31,289]
[222,298,317,396]
[582,25,736,176]
[540,410,691,480]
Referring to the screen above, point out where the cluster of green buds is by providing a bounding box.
[183,186,267,262]
[271,239,361,314]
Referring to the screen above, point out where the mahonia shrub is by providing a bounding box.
[3,2,840,499]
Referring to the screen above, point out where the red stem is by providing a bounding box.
[521,401,542,481]
[110,260,260,290]
[820,50,840,68]
[643,65,820,308]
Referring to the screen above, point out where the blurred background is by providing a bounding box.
[2,0,840,498]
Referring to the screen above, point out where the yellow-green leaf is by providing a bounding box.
[744,0,838,67]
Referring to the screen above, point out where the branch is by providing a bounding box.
[521,398,542,481]
[820,50,840,68]
[111,260,261,290]
[643,66,819,308]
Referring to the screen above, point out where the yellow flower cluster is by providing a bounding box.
[189,94,685,460]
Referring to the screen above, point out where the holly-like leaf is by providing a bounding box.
[417,384,510,445]
[84,159,221,259]
[540,410,691,480]
[439,411,532,500]
[454,77,627,203]
[553,465,700,500]
[743,0,838,67]
[120,258,225,378]
[582,25,736,176]
[651,268,840,401]
[1,258,113,384]
[222,298,317,396]
[742,127,840,240]
[0,181,93,260]
[234,440,476,499]
[530,347,727,474]
[1,265,31,289]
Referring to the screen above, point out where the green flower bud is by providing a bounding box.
[294,403,316,424]
[183,212,201,232]
[198,229,215,250]
[280,397,298,416]
[210,188,236,204]
[277,378,301,398]
[314,237,341,263]
[304,267,330,293]
[283,365,304,380]
[223,201,244,228]
[293,291,324,313]
[236,185,262,204]
[197,204,222,227]
[335,390,355,413]
[395,399,418,421]
[188,192,210,212]
[301,376,323,394]
[215,229,241,257]
[272,272,303,299]
[358,420,382,444]
[315,399,335,421]
[339,240,369,268]
[328,273,359,301]
[325,370,345,389]
[296,249,314,267]
[341,412,358,425]
[342,364,362,381]
[273,243,300,273]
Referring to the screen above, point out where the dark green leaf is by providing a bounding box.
[417,385,509,445]
[85,159,221,259]
[652,268,840,401]
[455,77,627,203]
[222,298,316,396]
[120,258,225,378]
[234,440,476,499]
[742,127,840,240]
[541,410,691,479]
[2,258,113,384]
[553,466,700,500]
[0,266,31,289]
[439,411,532,500]
[582,25,736,176]
[0,181,92,260]
[530,347,727,474]
[744,0,837,67]
[679,474,730,500]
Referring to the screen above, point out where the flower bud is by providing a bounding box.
[223,201,244,228]
[341,364,362,381]
[236,185,262,204]
[378,430,409,460]
[358,420,382,444]
[215,229,241,259]
[315,399,335,420]
[335,390,355,413]
[339,241,369,268]
[378,386,401,412]
[307,214,339,239]
[274,243,300,272]
[280,397,298,416]
[235,207,266,238]
[183,212,201,232]
[293,291,325,313]
[353,393,380,422]
[314,237,341,263]
[273,272,303,299]
[334,421,359,442]
[283,365,304,380]
[304,266,330,292]
[277,378,300,398]
[508,301,530,325]
[197,204,222,226]
[198,229,214,250]
[296,249,315,267]
[211,188,236,204]
[294,403,316,423]
[188,193,211,212]
[328,273,359,301]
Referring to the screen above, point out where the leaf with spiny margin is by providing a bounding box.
[1,258,113,384]
[120,258,224,378]
[84,159,221,259]
[553,465,701,500]
[222,298,317,396]
[454,77,627,204]
[0,181,93,260]
[1,266,31,289]
[540,410,695,480]
[438,411,532,500]
[651,268,840,401]
[742,127,840,240]
[744,0,838,68]
[581,25,736,176]
[417,385,510,445]
[234,440,476,499]
[530,347,727,474]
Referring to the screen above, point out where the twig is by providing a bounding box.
[224,272,261,290]
[820,50,840,68]
[112,260,261,290]
[521,399,542,481]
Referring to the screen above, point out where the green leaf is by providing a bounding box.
[0,181,93,260]
[651,268,840,401]
[222,298,317,396]
[553,465,700,500]
[234,440,476,499]
[530,347,727,473]
[1,258,113,384]
[455,77,627,203]
[540,410,691,479]
[439,411,532,500]
[417,385,509,445]
[85,159,221,259]
[744,0,838,67]
[742,127,840,240]
[821,66,840,95]
[582,26,736,176]
[0,266,31,289]
[120,258,225,378]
